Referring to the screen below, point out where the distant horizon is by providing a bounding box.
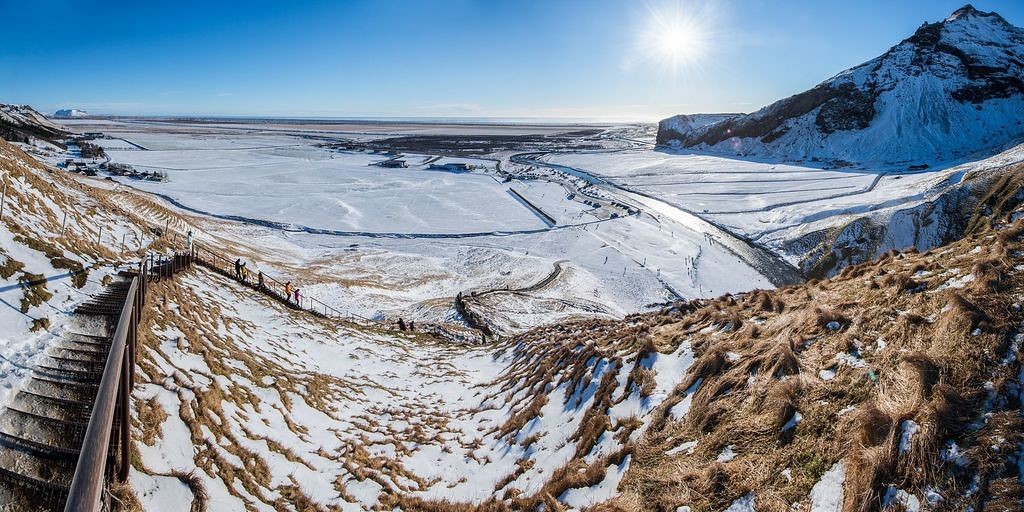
[50,113,648,125]
[5,1,1023,120]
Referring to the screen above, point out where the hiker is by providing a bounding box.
[186,230,194,253]
[397,318,406,331]
[293,288,301,306]
[240,263,249,283]
[408,321,415,332]
[284,281,292,302]
[234,258,242,279]
[258,271,264,290]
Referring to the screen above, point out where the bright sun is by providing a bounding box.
[637,2,713,74]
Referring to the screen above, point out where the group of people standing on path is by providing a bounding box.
[222,255,441,340]
[234,258,302,306]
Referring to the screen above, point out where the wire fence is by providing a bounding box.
[137,214,485,343]
[192,244,375,325]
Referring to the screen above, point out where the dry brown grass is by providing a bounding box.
[0,250,24,279]
[135,396,169,446]
[30,317,50,332]
[109,480,144,512]
[18,272,52,313]
[590,217,1024,511]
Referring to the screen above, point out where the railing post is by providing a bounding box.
[129,293,137,388]
[118,349,130,482]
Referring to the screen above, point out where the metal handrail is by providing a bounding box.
[192,243,476,337]
[64,276,139,511]
[193,244,358,322]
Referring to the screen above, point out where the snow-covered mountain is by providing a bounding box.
[52,108,89,119]
[0,103,66,144]
[657,5,1024,165]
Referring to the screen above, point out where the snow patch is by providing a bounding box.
[724,492,756,512]
[810,461,845,512]
[782,411,803,432]
[899,420,920,454]
[560,455,631,508]
[717,445,737,462]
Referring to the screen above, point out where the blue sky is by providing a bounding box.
[1,0,1021,120]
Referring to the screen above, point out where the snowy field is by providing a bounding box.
[72,124,776,333]
[104,135,552,234]
[183,202,770,329]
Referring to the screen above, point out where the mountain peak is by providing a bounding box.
[656,7,1024,165]
[948,4,982,20]
[945,4,1008,24]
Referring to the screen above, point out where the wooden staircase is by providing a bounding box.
[0,252,191,512]
[0,279,133,511]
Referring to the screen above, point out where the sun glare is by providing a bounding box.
[637,1,714,75]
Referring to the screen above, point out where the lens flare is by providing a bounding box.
[635,1,716,75]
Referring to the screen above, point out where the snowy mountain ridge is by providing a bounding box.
[0,103,67,145]
[657,5,1024,165]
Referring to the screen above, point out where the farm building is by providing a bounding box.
[428,162,474,172]
[376,159,409,168]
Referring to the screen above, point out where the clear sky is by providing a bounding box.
[1,0,1021,121]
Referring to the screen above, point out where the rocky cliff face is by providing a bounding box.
[657,5,1024,165]
[655,113,739,145]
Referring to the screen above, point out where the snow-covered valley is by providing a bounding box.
[2,3,1024,511]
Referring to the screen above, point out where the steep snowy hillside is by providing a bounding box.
[0,139,173,406]
[0,104,66,145]
[3,115,1023,510]
[658,5,1024,165]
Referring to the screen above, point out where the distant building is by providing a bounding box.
[376,159,408,168]
[428,162,474,172]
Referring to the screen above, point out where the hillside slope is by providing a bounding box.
[117,157,1024,511]
[0,139,176,407]
[657,5,1024,165]
[0,104,66,146]
[2,117,1023,510]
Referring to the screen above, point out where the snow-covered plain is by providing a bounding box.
[105,141,543,234]
[85,125,774,332]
